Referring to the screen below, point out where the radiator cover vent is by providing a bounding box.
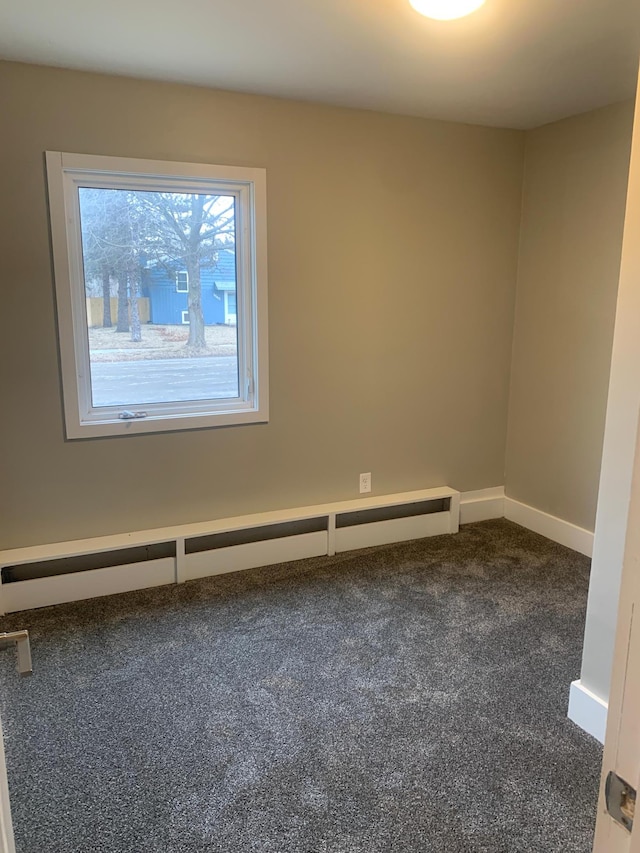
[0,487,460,614]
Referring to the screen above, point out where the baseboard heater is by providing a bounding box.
[0,487,460,614]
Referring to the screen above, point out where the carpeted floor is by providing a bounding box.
[0,519,601,853]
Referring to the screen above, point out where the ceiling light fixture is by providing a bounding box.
[408,0,486,20]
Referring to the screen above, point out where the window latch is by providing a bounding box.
[119,411,148,420]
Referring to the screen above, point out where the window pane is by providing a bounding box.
[77,187,239,408]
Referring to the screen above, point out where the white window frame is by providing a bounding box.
[46,152,268,439]
[181,310,190,325]
[224,292,237,326]
[176,270,189,293]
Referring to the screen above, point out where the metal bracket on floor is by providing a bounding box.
[0,630,32,677]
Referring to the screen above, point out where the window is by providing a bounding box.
[176,271,189,293]
[225,292,237,326]
[46,152,268,438]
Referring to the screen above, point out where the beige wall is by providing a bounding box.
[505,102,634,531]
[0,61,524,548]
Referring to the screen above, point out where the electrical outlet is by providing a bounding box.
[359,472,372,494]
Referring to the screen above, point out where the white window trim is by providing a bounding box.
[181,310,190,325]
[224,292,237,326]
[46,151,269,439]
[176,270,189,293]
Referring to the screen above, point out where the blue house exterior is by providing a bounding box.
[143,250,237,325]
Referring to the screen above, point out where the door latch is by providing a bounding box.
[605,771,636,833]
[0,630,32,677]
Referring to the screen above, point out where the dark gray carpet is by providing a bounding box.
[0,519,601,853]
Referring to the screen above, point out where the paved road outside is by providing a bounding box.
[90,356,239,407]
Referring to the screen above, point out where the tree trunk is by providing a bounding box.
[101,265,112,328]
[129,267,142,343]
[187,258,206,350]
[116,273,130,333]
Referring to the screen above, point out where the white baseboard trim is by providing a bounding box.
[568,680,608,743]
[503,497,594,557]
[460,487,505,525]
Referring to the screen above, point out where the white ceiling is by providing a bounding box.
[1,0,639,128]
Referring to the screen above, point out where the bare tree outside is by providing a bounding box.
[134,192,235,350]
[79,188,138,336]
[76,187,239,408]
[78,188,121,329]
[79,188,235,350]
